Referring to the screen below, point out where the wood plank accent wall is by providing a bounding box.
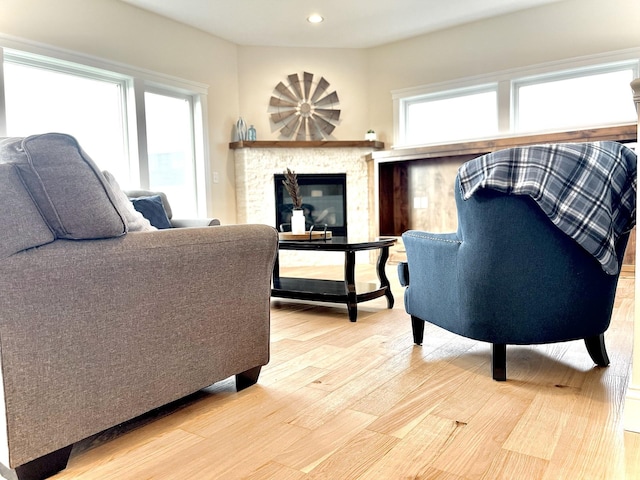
[370,123,637,266]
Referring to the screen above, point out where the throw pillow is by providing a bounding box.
[0,163,55,258]
[102,171,156,232]
[131,195,173,229]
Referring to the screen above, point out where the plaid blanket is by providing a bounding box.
[458,141,637,275]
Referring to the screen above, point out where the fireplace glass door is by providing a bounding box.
[274,173,347,236]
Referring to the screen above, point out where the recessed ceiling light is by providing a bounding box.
[307,14,324,24]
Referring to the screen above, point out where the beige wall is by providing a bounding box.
[0,0,639,222]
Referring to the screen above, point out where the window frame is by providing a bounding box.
[0,36,211,217]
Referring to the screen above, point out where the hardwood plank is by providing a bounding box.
[261,344,348,385]
[181,384,326,440]
[273,409,377,473]
[366,343,491,438]
[243,462,307,480]
[59,429,207,480]
[287,363,401,430]
[480,450,549,480]
[350,351,445,416]
[430,390,531,479]
[356,414,460,479]
[503,385,580,460]
[307,429,399,479]
[155,417,307,479]
[306,335,394,392]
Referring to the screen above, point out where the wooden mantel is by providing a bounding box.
[229,140,385,149]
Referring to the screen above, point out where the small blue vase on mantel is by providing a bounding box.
[247,125,257,141]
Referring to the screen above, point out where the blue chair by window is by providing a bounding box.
[398,142,636,380]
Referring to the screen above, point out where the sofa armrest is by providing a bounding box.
[170,217,221,228]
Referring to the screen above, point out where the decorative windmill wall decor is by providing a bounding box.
[269,72,341,140]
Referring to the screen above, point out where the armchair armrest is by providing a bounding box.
[400,230,462,320]
[398,262,410,286]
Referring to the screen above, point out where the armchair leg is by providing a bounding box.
[492,344,507,381]
[585,334,610,367]
[411,316,425,345]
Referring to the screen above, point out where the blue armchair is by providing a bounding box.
[398,142,636,381]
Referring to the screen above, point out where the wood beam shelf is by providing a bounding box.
[370,124,636,163]
[230,140,385,149]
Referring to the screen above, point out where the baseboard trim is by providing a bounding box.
[624,383,640,433]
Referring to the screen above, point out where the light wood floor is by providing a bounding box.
[51,264,639,480]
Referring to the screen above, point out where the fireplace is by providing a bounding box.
[274,173,347,236]
[231,141,384,265]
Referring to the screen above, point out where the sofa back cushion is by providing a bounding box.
[0,163,56,258]
[0,133,127,240]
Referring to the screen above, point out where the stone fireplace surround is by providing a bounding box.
[231,140,384,265]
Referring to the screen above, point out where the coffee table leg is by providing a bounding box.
[345,250,358,322]
[377,246,394,309]
[272,251,280,282]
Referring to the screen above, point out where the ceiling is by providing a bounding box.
[120,0,564,49]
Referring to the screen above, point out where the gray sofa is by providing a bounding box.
[0,134,278,480]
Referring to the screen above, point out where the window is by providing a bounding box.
[3,59,130,182]
[402,86,498,145]
[0,45,208,217]
[145,91,196,217]
[514,65,637,133]
[395,53,639,147]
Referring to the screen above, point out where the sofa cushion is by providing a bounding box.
[0,133,127,240]
[131,195,173,229]
[102,171,156,232]
[0,163,55,258]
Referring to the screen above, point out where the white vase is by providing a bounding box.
[291,209,305,234]
[236,117,247,141]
